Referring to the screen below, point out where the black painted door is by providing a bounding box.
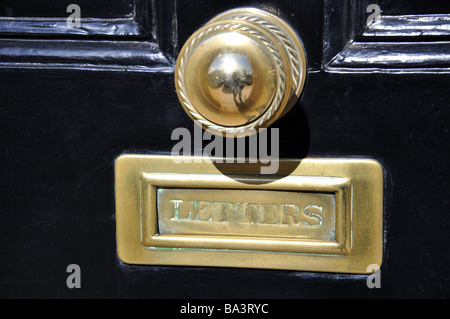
[0,0,448,299]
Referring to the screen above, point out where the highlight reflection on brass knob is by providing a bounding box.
[175,8,307,137]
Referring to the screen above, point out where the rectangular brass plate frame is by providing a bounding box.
[115,155,383,274]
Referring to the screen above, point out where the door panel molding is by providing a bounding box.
[324,0,450,73]
[0,0,177,71]
[0,0,149,38]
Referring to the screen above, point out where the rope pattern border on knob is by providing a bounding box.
[176,22,287,136]
[224,14,302,92]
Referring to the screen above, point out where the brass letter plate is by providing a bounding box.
[115,156,383,274]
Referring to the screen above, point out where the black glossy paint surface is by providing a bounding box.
[0,0,135,18]
[1,68,448,298]
[0,0,449,299]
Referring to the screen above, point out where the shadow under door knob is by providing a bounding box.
[175,7,307,137]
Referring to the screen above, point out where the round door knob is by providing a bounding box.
[175,7,307,137]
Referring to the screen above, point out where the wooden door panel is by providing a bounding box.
[0,0,448,299]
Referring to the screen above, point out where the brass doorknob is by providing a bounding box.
[175,8,307,137]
